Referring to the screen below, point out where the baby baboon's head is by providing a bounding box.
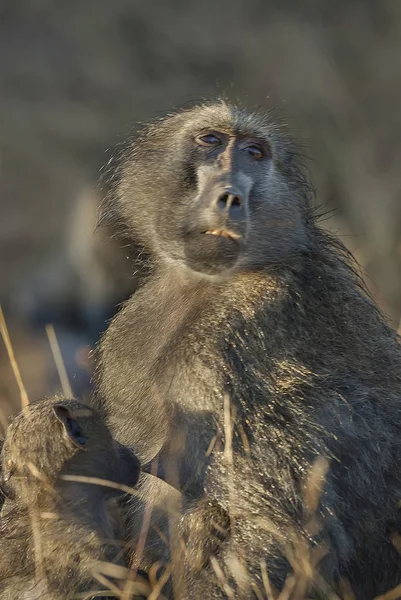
[1,398,140,503]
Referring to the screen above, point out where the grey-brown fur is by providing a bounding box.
[97,101,401,598]
[0,397,141,599]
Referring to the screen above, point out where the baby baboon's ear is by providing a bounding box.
[53,403,88,450]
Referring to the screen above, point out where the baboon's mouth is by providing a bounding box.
[204,229,241,241]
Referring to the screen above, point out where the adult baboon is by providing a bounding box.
[97,101,401,598]
[0,397,142,599]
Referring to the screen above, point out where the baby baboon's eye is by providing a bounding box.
[244,144,264,160]
[195,132,222,146]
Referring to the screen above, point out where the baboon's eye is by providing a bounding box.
[195,133,221,146]
[245,144,264,160]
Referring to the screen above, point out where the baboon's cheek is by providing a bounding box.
[243,211,307,266]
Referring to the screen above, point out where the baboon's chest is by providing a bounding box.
[121,287,234,402]
[101,274,273,459]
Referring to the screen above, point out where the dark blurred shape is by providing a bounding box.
[1,187,135,410]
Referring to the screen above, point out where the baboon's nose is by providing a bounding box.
[217,192,245,221]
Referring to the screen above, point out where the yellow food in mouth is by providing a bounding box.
[204,229,240,240]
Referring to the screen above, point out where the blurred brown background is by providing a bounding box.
[0,0,400,423]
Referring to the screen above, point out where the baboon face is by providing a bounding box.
[51,401,141,493]
[113,441,141,492]
[110,102,311,276]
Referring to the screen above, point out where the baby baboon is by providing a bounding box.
[97,101,401,598]
[0,397,141,599]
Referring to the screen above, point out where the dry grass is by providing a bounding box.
[45,324,73,399]
[0,305,29,409]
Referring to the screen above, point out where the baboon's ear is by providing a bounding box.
[53,404,88,449]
